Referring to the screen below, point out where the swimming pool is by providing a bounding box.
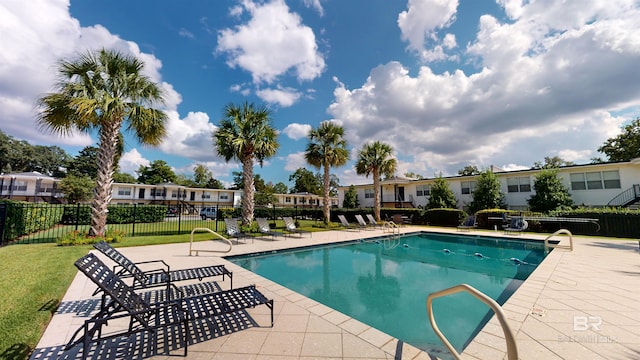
[227,232,549,357]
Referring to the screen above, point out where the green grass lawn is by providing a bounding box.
[0,219,322,360]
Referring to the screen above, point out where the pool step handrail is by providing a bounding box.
[189,227,233,256]
[426,283,518,360]
[544,229,573,252]
[382,221,400,235]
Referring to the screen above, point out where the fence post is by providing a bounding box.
[0,203,6,246]
[215,204,219,232]
[177,203,182,234]
[75,203,80,231]
[131,204,136,237]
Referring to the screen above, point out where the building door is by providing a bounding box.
[190,191,195,201]
[138,189,145,199]
[398,186,405,202]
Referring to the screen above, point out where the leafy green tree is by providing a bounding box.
[598,117,640,161]
[427,175,457,209]
[253,174,267,192]
[528,168,573,213]
[230,170,244,190]
[193,164,213,187]
[355,141,397,221]
[533,156,575,169]
[458,165,481,176]
[37,49,168,236]
[67,146,99,178]
[136,160,177,184]
[404,171,424,179]
[58,174,94,203]
[289,168,321,194]
[272,181,288,194]
[214,102,279,226]
[305,122,349,224]
[343,185,359,208]
[468,170,505,212]
[112,172,137,183]
[206,177,224,189]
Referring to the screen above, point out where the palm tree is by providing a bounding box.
[305,122,349,225]
[37,49,168,236]
[355,141,397,222]
[214,102,279,226]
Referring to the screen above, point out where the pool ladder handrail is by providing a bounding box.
[382,221,400,235]
[544,228,573,252]
[189,227,233,256]
[426,283,518,360]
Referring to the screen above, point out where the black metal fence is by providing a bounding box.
[0,202,326,246]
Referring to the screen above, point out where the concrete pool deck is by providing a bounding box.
[32,226,640,359]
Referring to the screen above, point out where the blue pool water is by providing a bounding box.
[227,232,549,357]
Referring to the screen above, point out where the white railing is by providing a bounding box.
[189,228,232,256]
[426,284,518,360]
[544,229,573,252]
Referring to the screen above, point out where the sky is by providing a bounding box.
[2,0,640,189]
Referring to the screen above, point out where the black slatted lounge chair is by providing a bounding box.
[93,241,233,291]
[224,218,252,244]
[283,217,311,237]
[337,214,361,231]
[256,217,281,239]
[67,253,274,358]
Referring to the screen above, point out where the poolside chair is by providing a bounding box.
[457,215,477,231]
[366,214,383,229]
[355,214,375,230]
[66,253,273,358]
[224,218,252,244]
[93,241,232,292]
[504,216,528,234]
[337,214,362,231]
[256,217,280,240]
[283,217,312,237]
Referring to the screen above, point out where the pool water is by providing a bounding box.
[227,232,548,357]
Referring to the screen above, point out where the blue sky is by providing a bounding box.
[2,0,640,188]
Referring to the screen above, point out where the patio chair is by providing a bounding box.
[283,217,312,237]
[355,214,375,230]
[93,241,232,292]
[457,215,477,231]
[224,218,252,244]
[256,217,281,239]
[504,216,528,234]
[67,253,273,358]
[366,214,383,229]
[337,214,362,231]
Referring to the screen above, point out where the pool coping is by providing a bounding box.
[32,226,640,359]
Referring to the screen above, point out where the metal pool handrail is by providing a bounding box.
[189,227,233,256]
[544,229,573,252]
[382,221,400,235]
[426,283,518,360]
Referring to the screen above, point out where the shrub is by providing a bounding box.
[56,228,126,246]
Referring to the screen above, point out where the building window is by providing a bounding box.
[461,181,476,195]
[364,188,374,199]
[309,198,316,204]
[117,187,131,196]
[219,193,229,200]
[202,192,211,199]
[603,170,621,189]
[571,171,621,190]
[285,196,291,203]
[416,185,430,197]
[12,181,27,191]
[171,190,179,198]
[507,177,531,193]
[151,189,166,197]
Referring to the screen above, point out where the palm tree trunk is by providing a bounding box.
[323,163,331,225]
[373,169,381,222]
[89,120,120,236]
[241,154,254,226]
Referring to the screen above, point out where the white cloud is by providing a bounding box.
[216,0,325,84]
[302,0,324,16]
[283,123,312,140]
[284,152,307,171]
[119,148,150,175]
[397,0,459,61]
[158,111,218,161]
[330,1,640,177]
[256,86,301,107]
